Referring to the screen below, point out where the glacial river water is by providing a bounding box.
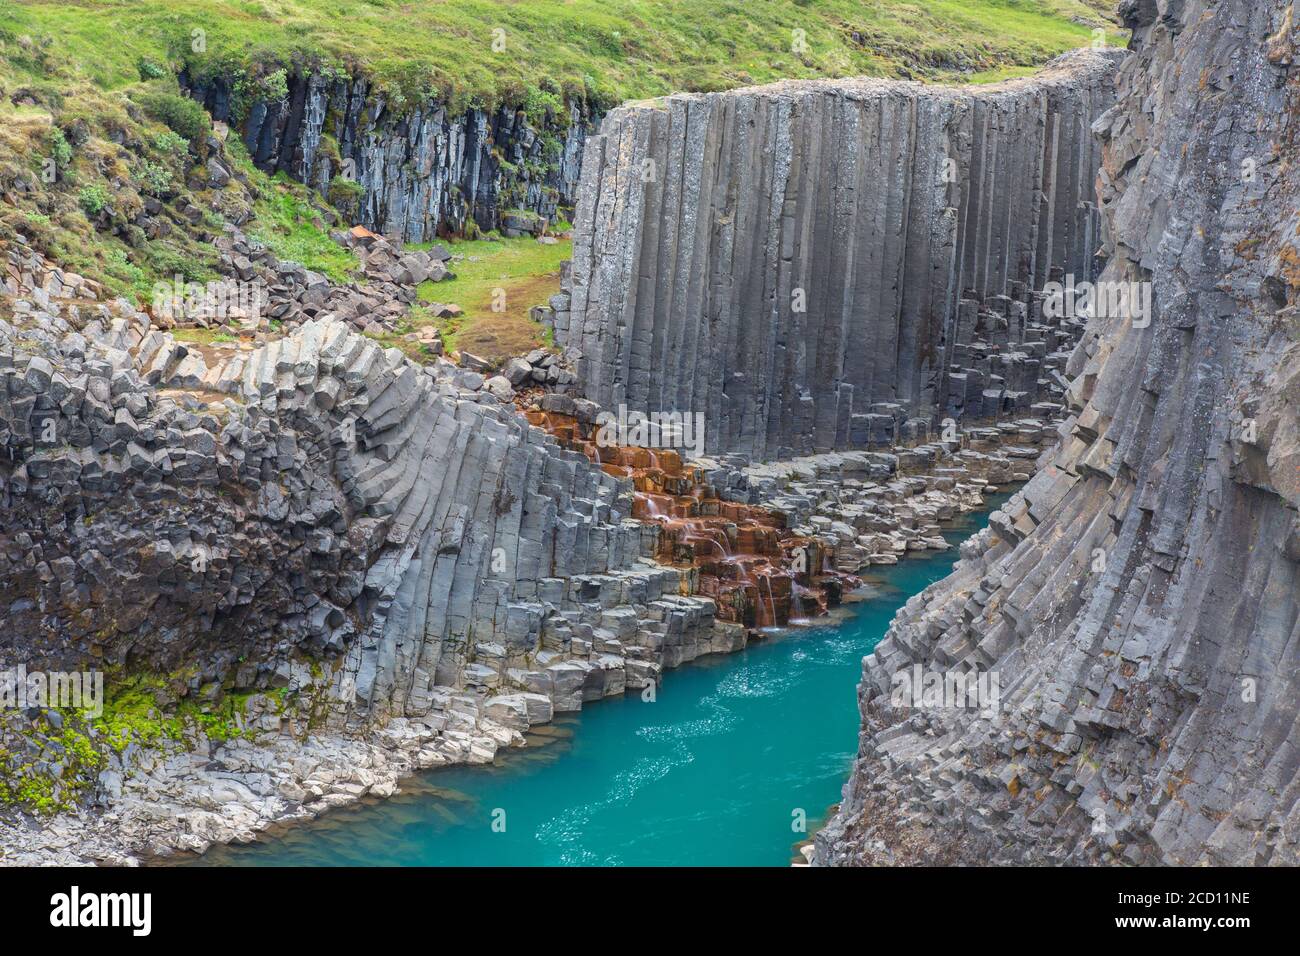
[192,493,1011,867]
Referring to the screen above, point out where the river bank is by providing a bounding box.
[182,493,1013,866]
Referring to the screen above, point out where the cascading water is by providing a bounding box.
[522,408,855,630]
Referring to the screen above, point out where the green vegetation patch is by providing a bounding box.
[0,713,104,817]
[94,673,283,751]
[403,234,570,363]
[0,43,357,303]
[229,142,360,283]
[0,61,231,301]
[2,1,1121,113]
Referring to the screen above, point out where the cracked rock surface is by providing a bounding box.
[816,0,1300,866]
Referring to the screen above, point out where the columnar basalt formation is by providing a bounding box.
[817,0,1300,866]
[521,401,853,628]
[187,73,595,242]
[0,252,746,732]
[3,249,780,857]
[558,49,1122,460]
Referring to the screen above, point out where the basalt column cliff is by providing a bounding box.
[559,50,1121,459]
[817,0,1300,866]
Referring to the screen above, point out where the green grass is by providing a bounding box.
[0,56,355,303]
[420,235,571,362]
[0,73,229,302]
[237,155,360,282]
[366,234,571,363]
[170,328,239,345]
[2,1,1122,111]
[0,0,1121,311]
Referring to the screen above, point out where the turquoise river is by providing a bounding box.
[191,493,1011,867]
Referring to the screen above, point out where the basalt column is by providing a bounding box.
[187,72,596,243]
[560,50,1121,460]
[817,0,1300,866]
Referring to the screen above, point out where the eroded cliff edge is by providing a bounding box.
[816,0,1300,866]
[186,72,594,242]
[559,50,1121,459]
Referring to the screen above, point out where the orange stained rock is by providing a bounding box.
[521,407,858,629]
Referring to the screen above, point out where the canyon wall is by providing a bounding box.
[187,73,595,241]
[817,0,1300,866]
[0,267,737,735]
[558,50,1121,461]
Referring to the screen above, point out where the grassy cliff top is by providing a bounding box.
[3,0,1119,109]
[0,0,1122,312]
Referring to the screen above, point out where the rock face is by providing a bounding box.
[0,283,740,730]
[558,49,1121,460]
[158,225,448,338]
[817,0,1300,866]
[187,72,596,242]
[709,417,1061,571]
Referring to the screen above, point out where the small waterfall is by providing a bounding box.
[759,574,777,627]
[523,406,856,631]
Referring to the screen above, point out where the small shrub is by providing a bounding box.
[520,84,564,128]
[77,184,111,217]
[152,130,189,156]
[47,127,72,170]
[104,248,147,286]
[135,90,210,147]
[136,159,174,196]
[137,57,167,80]
[260,68,289,103]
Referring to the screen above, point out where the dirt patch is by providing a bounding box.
[445,270,559,363]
